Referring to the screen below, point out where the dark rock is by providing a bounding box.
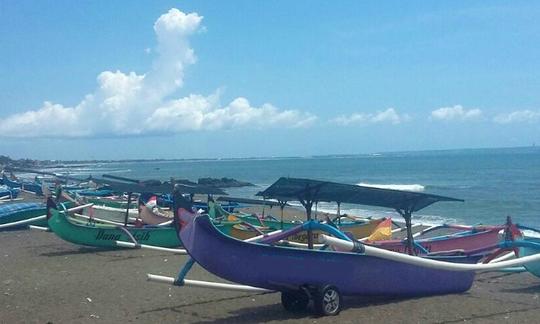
[172,179,198,186]
[198,177,255,188]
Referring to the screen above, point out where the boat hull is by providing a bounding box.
[519,237,540,277]
[0,202,47,228]
[48,209,182,248]
[372,229,501,254]
[180,214,478,296]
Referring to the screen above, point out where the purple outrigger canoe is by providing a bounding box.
[168,178,503,316]
[179,210,479,296]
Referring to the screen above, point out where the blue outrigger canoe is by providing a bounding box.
[0,202,47,229]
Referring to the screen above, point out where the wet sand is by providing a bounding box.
[2,196,540,323]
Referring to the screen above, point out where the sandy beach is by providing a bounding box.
[1,194,540,323]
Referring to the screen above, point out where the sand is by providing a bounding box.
[2,195,540,323]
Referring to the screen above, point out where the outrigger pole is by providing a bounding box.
[124,192,133,227]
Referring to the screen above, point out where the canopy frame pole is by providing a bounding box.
[278,200,287,230]
[124,192,133,226]
[301,198,314,249]
[397,207,416,255]
[298,183,321,250]
[337,202,341,226]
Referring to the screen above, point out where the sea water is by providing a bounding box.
[48,146,540,228]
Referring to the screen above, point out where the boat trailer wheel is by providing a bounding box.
[314,285,342,316]
[281,289,309,312]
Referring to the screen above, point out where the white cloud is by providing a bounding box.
[430,105,482,121]
[330,108,410,126]
[0,8,315,138]
[493,110,540,124]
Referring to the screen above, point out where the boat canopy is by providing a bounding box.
[257,177,463,252]
[256,177,462,213]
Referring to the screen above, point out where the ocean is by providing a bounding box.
[44,146,540,228]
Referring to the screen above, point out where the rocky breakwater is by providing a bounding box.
[198,177,255,188]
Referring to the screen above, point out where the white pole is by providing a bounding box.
[115,241,187,254]
[488,251,516,263]
[146,274,273,293]
[244,229,283,242]
[0,215,46,229]
[279,240,325,248]
[28,225,50,231]
[319,234,540,272]
[0,198,23,203]
[72,213,135,226]
[412,225,439,238]
[62,203,94,213]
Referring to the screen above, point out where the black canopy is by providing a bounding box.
[257,177,462,213]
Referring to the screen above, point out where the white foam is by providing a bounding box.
[357,183,425,192]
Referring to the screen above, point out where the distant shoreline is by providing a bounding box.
[2,145,538,169]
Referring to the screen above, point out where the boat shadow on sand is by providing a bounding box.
[180,295,420,323]
[39,246,124,257]
[500,283,540,294]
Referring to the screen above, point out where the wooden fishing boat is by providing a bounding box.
[0,185,20,200]
[209,199,392,241]
[153,178,527,316]
[175,205,481,316]
[46,200,182,248]
[2,174,43,195]
[370,224,504,255]
[148,178,540,316]
[0,202,47,229]
[44,178,231,248]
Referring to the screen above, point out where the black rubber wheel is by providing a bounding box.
[281,290,309,312]
[313,285,342,316]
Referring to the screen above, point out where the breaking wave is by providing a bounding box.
[357,182,425,192]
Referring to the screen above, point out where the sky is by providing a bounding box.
[1,1,539,160]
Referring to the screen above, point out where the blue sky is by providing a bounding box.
[1,1,539,160]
